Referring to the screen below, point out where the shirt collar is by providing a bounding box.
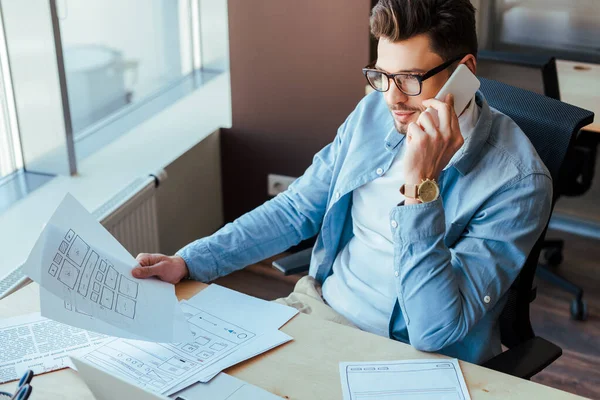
[451,91,494,176]
[458,95,480,139]
[444,94,480,171]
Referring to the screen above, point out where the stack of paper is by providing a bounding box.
[77,284,297,396]
[0,313,112,383]
[20,193,299,397]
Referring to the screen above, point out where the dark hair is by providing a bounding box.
[370,0,478,61]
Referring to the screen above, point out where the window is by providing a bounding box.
[57,0,196,136]
[0,8,22,180]
[0,85,15,179]
[485,0,600,63]
[0,0,229,210]
[0,0,228,174]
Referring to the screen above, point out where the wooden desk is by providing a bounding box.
[557,60,600,133]
[0,281,582,399]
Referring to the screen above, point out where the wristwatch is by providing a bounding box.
[399,179,440,203]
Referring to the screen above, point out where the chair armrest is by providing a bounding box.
[271,247,313,275]
[482,336,562,380]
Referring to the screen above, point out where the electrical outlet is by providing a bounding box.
[268,174,297,196]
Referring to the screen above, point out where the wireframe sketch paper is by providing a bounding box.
[40,287,147,341]
[184,284,298,330]
[339,359,471,400]
[22,193,193,343]
[79,284,297,396]
[0,313,110,383]
[79,304,292,396]
[181,284,298,383]
[167,328,292,393]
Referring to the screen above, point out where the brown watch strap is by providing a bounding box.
[400,183,418,199]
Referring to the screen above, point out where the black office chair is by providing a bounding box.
[477,50,599,320]
[272,78,594,379]
[477,50,561,100]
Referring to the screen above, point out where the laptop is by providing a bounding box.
[71,356,169,400]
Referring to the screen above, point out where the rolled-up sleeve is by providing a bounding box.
[177,118,350,282]
[390,173,552,352]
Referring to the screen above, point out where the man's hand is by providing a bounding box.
[402,94,463,204]
[131,253,189,284]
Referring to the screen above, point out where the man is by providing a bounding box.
[132,0,552,364]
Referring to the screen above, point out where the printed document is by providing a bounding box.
[0,313,110,383]
[166,329,292,393]
[339,359,471,400]
[80,284,297,396]
[22,194,192,343]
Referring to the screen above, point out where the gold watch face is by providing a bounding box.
[418,180,440,203]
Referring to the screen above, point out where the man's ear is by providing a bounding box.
[461,54,477,76]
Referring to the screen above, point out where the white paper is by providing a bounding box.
[80,286,297,395]
[184,284,298,331]
[339,359,471,400]
[80,301,261,394]
[167,329,292,393]
[171,372,282,400]
[22,193,193,343]
[0,313,111,383]
[40,288,147,341]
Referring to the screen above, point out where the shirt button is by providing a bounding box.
[335,192,341,200]
[484,295,491,304]
[376,168,384,175]
[394,271,399,277]
[391,220,398,228]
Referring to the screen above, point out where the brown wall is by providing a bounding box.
[157,130,223,255]
[222,0,371,221]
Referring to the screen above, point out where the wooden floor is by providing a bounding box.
[530,230,600,399]
[213,231,600,399]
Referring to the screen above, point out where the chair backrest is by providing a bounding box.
[477,50,561,100]
[478,78,594,347]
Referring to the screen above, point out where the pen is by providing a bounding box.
[10,384,31,400]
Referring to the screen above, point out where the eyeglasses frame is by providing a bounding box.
[362,53,468,96]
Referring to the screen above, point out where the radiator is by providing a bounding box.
[0,172,167,300]
[92,171,166,257]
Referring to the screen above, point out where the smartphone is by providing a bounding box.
[424,64,480,127]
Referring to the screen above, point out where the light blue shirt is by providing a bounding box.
[321,96,480,337]
[178,91,552,364]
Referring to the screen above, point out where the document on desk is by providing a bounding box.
[22,193,192,343]
[0,312,111,384]
[339,359,471,400]
[171,372,282,400]
[167,327,292,393]
[154,285,298,393]
[79,284,297,396]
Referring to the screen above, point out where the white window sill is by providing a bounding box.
[0,72,231,273]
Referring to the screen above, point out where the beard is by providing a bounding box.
[389,105,422,134]
[394,120,409,134]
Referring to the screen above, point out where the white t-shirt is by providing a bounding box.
[322,98,481,336]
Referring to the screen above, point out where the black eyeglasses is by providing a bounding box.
[0,370,33,400]
[362,54,467,96]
